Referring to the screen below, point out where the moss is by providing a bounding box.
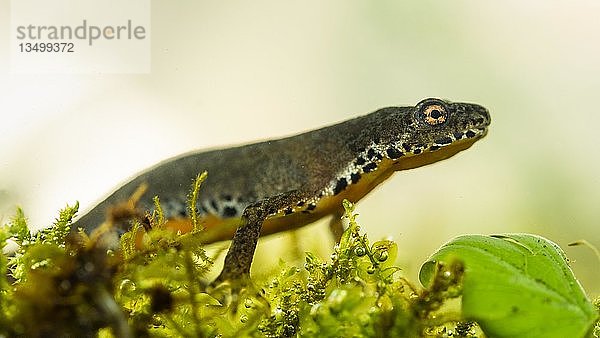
[0,174,596,337]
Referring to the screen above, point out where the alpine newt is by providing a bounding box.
[71,98,490,281]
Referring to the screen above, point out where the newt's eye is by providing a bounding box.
[421,104,447,126]
[415,99,450,127]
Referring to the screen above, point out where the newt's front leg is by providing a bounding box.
[215,190,304,282]
[215,202,268,282]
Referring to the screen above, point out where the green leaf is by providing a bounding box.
[419,233,598,338]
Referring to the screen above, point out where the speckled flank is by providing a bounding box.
[201,195,247,218]
[155,194,250,220]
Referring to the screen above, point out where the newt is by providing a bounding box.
[72,98,490,282]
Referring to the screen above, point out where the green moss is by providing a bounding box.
[0,177,597,337]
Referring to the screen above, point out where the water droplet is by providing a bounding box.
[367,265,376,274]
[119,279,136,292]
[240,314,248,323]
[59,279,71,291]
[376,250,388,262]
[355,246,366,257]
[244,298,253,309]
[84,262,95,272]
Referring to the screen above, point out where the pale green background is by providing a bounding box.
[1,1,599,295]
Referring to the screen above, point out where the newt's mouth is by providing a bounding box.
[427,125,488,153]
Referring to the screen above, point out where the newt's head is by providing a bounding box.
[364,98,490,170]
[409,98,490,144]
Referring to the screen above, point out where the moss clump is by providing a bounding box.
[1,172,594,336]
[0,198,477,337]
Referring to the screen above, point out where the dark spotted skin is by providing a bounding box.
[71,98,490,282]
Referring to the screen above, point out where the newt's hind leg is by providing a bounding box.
[215,190,304,283]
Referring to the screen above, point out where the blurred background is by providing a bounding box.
[1,1,599,295]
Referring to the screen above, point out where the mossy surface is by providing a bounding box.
[0,174,597,337]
